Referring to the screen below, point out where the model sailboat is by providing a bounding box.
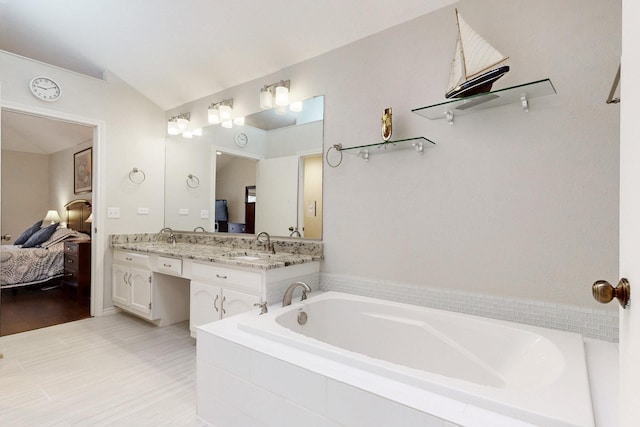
[445,9,510,99]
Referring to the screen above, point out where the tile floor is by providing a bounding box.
[0,312,207,426]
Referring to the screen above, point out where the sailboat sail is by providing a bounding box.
[446,9,509,96]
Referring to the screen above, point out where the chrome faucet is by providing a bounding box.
[193,226,205,232]
[289,229,301,237]
[160,227,177,246]
[282,281,311,306]
[256,231,275,254]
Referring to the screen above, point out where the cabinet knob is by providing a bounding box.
[216,274,227,279]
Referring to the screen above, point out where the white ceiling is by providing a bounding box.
[1,110,93,154]
[0,0,454,153]
[0,0,454,110]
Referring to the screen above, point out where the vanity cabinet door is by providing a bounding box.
[190,281,223,336]
[130,267,153,316]
[222,288,260,319]
[112,263,131,307]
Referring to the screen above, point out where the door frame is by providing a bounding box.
[1,100,106,317]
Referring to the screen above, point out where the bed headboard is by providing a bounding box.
[65,199,92,235]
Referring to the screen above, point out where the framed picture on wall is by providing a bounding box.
[74,147,92,194]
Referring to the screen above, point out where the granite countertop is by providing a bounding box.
[112,241,322,270]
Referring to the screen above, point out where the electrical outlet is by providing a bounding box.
[107,207,121,219]
[179,208,189,215]
[200,210,209,219]
[137,207,149,215]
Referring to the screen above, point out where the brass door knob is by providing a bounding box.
[592,278,630,308]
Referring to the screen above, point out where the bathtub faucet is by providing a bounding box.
[282,281,311,307]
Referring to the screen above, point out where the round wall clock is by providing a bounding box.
[29,76,62,102]
[235,132,249,147]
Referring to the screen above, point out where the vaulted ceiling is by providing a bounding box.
[0,0,454,153]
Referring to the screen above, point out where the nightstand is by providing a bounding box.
[62,240,91,299]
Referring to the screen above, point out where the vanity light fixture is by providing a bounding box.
[208,98,234,125]
[260,80,290,109]
[167,113,190,135]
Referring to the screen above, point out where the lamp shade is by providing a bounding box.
[208,107,220,124]
[260,87,273,109]
[219,104,232,121]
[275,85,289,106]
[176,117,189,132]
[44,210,61,225]
[167,119,181,135]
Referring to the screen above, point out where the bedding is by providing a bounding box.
[1,228,90,289]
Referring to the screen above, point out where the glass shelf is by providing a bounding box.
[411,79,556,122]
[338,137,434,160]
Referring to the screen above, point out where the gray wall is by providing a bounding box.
[171,0,620,309]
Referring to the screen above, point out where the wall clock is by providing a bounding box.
[235,132,248,147]
[29,76,62,101]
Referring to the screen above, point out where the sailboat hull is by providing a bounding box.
[445,65,510,99]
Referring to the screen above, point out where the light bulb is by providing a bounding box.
[221,119,233,129]
[233,116,245,126]
[289,100,303,112]
[182,130,193,139]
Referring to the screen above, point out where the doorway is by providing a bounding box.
[0,109,95,335]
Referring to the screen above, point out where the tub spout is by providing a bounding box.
[282,281,311,307]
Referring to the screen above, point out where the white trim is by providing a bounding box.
[213,145,265,160]
[1,100,106,317]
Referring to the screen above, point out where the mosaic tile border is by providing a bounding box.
[320,273,619,342]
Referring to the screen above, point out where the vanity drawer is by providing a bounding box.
[191,262,262,294]
[157,256,183,276]
[114,250,150,268]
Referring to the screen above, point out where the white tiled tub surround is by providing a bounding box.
[320,273,619,342]
[197,292,594,427]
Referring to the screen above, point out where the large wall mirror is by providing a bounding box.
[165,95,323,239]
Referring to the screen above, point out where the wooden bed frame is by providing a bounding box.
[65,199,92,235]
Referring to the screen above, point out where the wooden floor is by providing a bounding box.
[1,283,91,336]
[0,312,206,426]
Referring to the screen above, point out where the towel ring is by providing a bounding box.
[326,143,343,168]
[186,174,200,188]
[129,167,146,184]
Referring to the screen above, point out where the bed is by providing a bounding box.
[1,199,91,289]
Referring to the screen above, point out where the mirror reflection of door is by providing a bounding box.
[302,154,322,239]
[215,153,257,234]
[256,155,298,236]
[245,186,256,234]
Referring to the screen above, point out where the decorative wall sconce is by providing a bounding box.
[381,107,392,141]
[208,98,243,129]
[167,113,190,136]
[260,80,290,109]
